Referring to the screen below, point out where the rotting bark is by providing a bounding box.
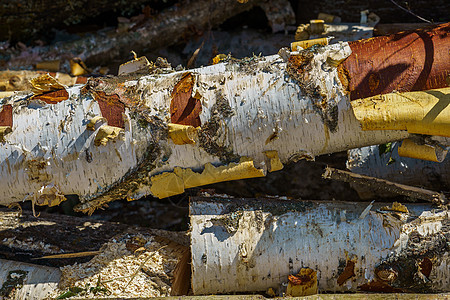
[0,24,449,212]
[1,0,294,73]
[323,167,447,204]
[189,196,449,295]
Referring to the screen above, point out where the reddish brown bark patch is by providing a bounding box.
[418,257,432,277]
[339,22,450,100]
[359,279,403,293]
[170,72,202,127]
[34,89,69,104]
[336,260,355,285]
[0,104,13,127]
[94,91,126,129]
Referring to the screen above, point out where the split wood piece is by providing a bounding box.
[1,25,448,210]
[323,167,447,205]
[0,259,61,300]
[189,196,449,295]
[347,144,450,198]
[1,0,292,72]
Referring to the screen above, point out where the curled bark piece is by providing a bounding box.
[189,196,449,294]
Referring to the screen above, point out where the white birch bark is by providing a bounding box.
[0,259,61,300]
[189,197,449,294]
[0,43,410,209]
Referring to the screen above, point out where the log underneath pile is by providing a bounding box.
[190,196,449,295]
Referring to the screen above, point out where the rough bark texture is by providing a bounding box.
[190,196,449,294]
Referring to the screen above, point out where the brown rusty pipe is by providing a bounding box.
[338,22,450,100]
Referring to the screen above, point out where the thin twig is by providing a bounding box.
[122,245,168,292]
[389,0,432,24]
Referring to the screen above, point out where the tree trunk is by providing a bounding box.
[189,196,449,295]
[0,24,448,212]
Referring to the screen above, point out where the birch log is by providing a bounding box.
[189,196,450,294]
[0,24,448,212]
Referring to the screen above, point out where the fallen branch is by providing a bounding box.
[0,24,448,211]
[323,167,447,204]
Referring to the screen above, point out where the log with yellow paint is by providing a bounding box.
[0,23,448,212]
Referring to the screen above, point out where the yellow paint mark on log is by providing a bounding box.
[263,150,284,172]
[150,157,266,198]
[380,202,409,214]
[86,116,107,131]
[94,125,124,146]
[291,38,328,51]
[0,126,12,142]
[398,138,447,162]
[168,123,197,145]
[286,268,318,297]
[351,88,450,137]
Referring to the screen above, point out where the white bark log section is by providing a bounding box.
[0,259,61,300]
[0,42,411,209]
[189,197,449,294]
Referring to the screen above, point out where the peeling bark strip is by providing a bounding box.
[338,23,450,100]
[0,104,13,127]
[93,92,126,129]
[170,73,202,127]
[190,197,449,294]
